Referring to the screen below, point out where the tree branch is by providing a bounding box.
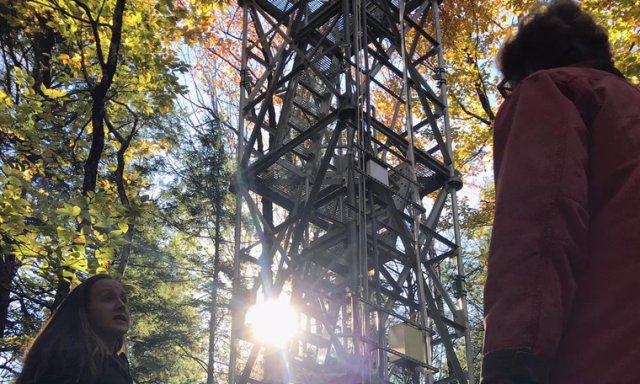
[72,0,106,69]
[177,343,209,371]
[82,0,126,195]
[452,91,492,126]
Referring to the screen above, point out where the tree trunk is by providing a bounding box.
[207,198,223,384]
[33,14,55,92]
[83,95,107,195]
[115,138,135,276]
[0,252,18,337]
[50,269,71,313]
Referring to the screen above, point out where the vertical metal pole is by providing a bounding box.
[432,1,475,383]
[230,3,249,384]
[399,0,432,382]
[354,1,371,382]
[340,0,365,377]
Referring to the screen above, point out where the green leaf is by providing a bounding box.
[56,226,67,239]
[96,247,114,261]
[118,222,129,233]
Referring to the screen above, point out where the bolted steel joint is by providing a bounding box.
[447,173,463,191]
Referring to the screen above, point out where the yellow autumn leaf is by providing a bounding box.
[127,12,143,25]
[0,89,12,106]
[40,84,67,99]
[59,53,71,65]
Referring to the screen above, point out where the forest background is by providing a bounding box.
[0,0,638,382]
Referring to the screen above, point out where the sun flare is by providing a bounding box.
[246,297,298,347]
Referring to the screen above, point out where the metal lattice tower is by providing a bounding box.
[230,0,473,383]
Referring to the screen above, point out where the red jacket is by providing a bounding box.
[482,67,640,383]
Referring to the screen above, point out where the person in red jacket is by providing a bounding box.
[482,1,640,383]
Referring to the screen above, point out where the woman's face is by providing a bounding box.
[87,279,129,340]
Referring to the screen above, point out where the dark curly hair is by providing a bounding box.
[497,0,622,83]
